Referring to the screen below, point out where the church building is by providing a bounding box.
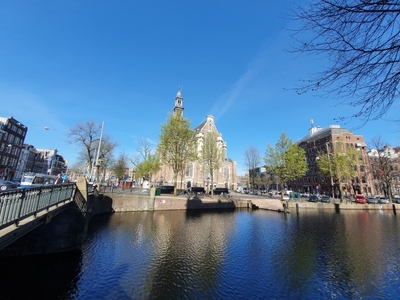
[156,90,237,192]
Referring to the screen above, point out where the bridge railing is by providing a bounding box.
[0,183,77,230]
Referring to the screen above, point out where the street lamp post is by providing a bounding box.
[207,177,210,194]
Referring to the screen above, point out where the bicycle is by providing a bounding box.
[218,192,232,200]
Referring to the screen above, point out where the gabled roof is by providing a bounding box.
[194,121,206,132]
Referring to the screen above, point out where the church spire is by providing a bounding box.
[173,88,184,116]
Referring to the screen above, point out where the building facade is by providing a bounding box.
[291,120,374,197]
[155,91,237,191]
[0,116,69,181]
[0,116,28,181]
[368,146,400,197]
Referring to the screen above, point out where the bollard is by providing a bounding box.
[393,204,397,215]
[296,203,299,214]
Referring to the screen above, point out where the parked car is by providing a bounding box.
[0,179,19,191]
[186,186,206,196]
[159,185,175,194]
[367,196,379,204]
[355,194,367,204]
[378,197,390,204]
[308,195,318,202]
[320,195,331,203]
[212,188,229,195]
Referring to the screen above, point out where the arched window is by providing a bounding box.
[224,166,230,181]
[185,163,194,178]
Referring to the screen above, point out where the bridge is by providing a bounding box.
[0,180,90,256]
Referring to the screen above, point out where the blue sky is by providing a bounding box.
[1,0,399,176]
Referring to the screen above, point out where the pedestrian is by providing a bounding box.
[55,173,63,185]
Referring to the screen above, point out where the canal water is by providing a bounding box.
[1,208,400,299]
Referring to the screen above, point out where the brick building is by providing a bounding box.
[368,146,400,197]
[291,120,374,197]
[0,116,27,181]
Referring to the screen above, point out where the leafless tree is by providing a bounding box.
[244,146,261,189]
[369,135,398,201]
[67,121,118,177]
[290,1,400,124]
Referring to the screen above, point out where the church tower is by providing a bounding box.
[173,89,184,116]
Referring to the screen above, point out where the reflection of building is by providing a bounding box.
[156,91,237,191]
[0,116,28,180]
[291,120,374,197]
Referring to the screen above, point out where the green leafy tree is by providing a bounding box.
[113,152,129,182]
[131,139,160,184]
[291,1,400,124]
[200,131,223,198]
[158,113,197,196]
[264,132,308,211]
[316,141,359,202]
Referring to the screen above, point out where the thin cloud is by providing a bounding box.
[212,45,272,121]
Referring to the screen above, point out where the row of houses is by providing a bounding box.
[4,92,397,197]
[250,119,399,198]
[0,116,68,181]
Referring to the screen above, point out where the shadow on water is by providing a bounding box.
[186,196,238,210]
[185,206,236,219]
[0,213,115,300]
[0,250,82,300]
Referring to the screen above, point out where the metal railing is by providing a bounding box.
[0,183,77,230]
[98,185,151,195]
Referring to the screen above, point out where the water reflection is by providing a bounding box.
[1,209,399,299]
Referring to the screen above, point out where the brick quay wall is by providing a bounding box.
[89,192,400,215]
[89,193,255,215]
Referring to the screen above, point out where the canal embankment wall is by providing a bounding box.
[90,192,400,215]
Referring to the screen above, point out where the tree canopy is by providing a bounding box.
[291,1,400,124]
[132,139,160,183]
[200,131,223,197]
[369,136,398,201]
[157,113,197,196]
[316,141,359,201]
[264,132,308,207]
[113,152,129,181]
[67,121,118,178]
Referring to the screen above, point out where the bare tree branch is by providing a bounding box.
[290,0,400,125]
